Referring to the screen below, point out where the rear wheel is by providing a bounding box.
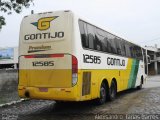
[108,81,117,101]
[96,82,107,105]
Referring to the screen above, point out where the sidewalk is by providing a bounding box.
[0,70,20,105]
[144,75,160,88]
[148,75,160,81]
[0,81,20,105]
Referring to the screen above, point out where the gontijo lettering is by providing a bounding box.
[24,32,64,40]
[107,57,125,66]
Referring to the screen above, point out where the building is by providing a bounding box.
[0,47,18,69]
[145,45,160,75]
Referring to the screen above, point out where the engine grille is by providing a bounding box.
[82,72,91,96]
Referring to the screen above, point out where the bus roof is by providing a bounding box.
[23,10,142,48]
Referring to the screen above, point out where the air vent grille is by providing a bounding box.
[82,72,91,96]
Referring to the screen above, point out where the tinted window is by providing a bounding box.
[121,40,126,56]
[87,24,95,49]
[79,21,88,48]
[130,44,136,58]
[128,43,142,60]
[96,28,107,52]
[115,37,122,55]
[135,46,143,60]
[125,42,132,57]
[108,34,117,54]
[79,20,142,60]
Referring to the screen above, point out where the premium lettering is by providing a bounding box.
[28,45,51,53]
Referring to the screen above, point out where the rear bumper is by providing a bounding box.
[18,86,79,101]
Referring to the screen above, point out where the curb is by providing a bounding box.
[0,98,29,108]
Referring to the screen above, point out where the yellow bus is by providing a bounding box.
[18,10,146,104]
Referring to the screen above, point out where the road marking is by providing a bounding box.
[0,98,29,107]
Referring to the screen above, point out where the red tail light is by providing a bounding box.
[72,55,78,86]
[24,55,35,58]
[72,55,78,73]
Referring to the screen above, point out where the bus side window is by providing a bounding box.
[107,33,117,54]
[102,37,109,52]
[86,24,96,50]
[115,37,122,55]
[111,39,117,54]
[129,44,135,58]
[96,27,107,52]
[95,35,102,51]
[125,43,131,57]
[79,20,89,48]
[107,40,112,53]
[134,46,137,58]
[135,46,143,60]
[88,33,94,49]
[121,40,126,56]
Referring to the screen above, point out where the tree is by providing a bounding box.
[0,0,33,30]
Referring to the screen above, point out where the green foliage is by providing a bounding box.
[0,16,5,30]
[0,0,33,30]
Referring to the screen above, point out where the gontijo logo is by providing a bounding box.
[31,16,58,30]
[24,16,64,41]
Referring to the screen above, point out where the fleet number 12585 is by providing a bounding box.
[32,61,54,67]
[83,54,101,64]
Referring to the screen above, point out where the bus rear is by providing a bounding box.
[18,11,78,101]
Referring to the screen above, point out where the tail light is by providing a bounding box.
[24,55,35,58]
[24,54,64,58]
[72,55,78,86]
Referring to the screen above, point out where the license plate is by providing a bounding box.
[39,88,48,92]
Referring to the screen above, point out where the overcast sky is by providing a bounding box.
[1,0,160,48]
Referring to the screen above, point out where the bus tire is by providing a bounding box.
[96,82,107,105]
[108,80,117,101]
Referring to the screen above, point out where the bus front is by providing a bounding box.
[18,11,78,101]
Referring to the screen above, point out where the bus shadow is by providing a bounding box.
[30,88,145,118]
[116,88,143,98]
[50,88,143,114]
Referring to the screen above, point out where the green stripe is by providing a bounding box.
[128,59,139,88]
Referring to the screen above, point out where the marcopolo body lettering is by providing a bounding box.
[24,32,64,40]
[107,57,125,66]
